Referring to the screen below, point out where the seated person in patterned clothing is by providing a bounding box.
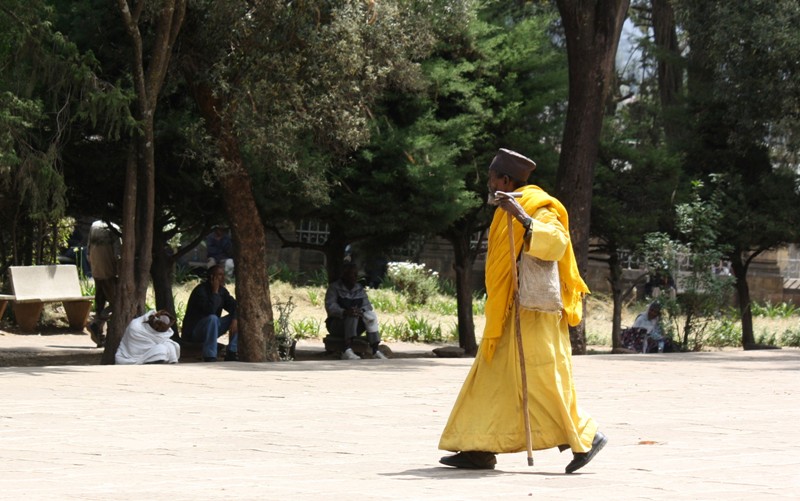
[324,263,387,360]
[630,302,668,353]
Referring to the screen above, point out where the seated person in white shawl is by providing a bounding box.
[632,302,667,353]
[116,310,181,364]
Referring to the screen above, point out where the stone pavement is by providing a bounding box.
[0,334,798,500]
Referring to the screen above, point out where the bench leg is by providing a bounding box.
[0,300,7,320]
[13,302,44,332]
[64,300,93,330]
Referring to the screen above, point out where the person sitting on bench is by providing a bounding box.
[325,263,386,360]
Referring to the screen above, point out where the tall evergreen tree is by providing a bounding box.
[177,0,457,361]
[672,0,800,348]
[0,1,127,271]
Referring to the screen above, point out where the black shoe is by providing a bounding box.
[203,357,217,362]
[88,322,105,348]
[224,351,239,362]
[565,431,607,474]
[439,451,497,470]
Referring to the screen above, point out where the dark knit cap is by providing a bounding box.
[488,148,537,183]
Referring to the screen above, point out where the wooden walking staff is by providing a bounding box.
[506,211,534,467]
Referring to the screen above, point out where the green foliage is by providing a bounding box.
[380,321,406,340]
[80,277,95,298]
[585,331,609,347]
[306,288,324,308]
[269,263,302,284]
[673,0,800,162]
[755,329,778,347]
[381,314,453,343]
[272,297,297,361]
[291,318,320,340]
[385,261,440,305]
[472,293,486,315]
[173,264,200,285]
[369,288,410,313]
[438,279,457,297]
[174,298,187,326]
[779,328,800,347]
[306,269,328,287]
[426,296,458,316]
[637,183,735,350]
[703,317,742,348]
[751,301,800,319]
[0,0,134,266]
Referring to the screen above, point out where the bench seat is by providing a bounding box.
[7,265,94,332]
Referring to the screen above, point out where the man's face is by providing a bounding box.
[342,268,358,288]
[487,169,514,205]
[210,267,226,285]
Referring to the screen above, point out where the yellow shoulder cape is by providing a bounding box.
[481,185,589,361]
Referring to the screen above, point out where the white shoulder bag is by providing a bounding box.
[518,252,563,313]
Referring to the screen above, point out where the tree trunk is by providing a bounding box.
[219,161,276,362]
[106,0,187,364]
[188,82,276,362]
[448,233,477,356]
[652,0,680,103]
[607,250,624,351]
[133,132,155,313]
[151,233,176,317]
[730,252,756,348]
[555,0,630,355]
[103,146,138,364]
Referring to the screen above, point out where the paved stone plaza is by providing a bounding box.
[0,335,798,500]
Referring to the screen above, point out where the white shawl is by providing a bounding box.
[115,310,181,365]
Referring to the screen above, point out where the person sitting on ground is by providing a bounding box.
[115,310,180,364]
[632,302,668,353]
[206,225,234,278]
[182,264,239,362]
[324,262,387,360]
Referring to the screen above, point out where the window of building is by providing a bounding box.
[296,219,329,245]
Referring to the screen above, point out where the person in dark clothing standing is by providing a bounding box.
[182,265,238,361]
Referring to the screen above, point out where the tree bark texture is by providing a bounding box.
[555,0,630,354]
[103,146,139,364]
[731,252,756,348]
[189,83,276,362]
[608,250,624,351]
[651,0,683,146]
[150,233,176,317]
[447,233,478,356]
[105,0,186,364]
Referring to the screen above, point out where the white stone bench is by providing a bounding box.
[2,265,93,332]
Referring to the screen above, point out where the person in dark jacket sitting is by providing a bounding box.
[182,264,238,361]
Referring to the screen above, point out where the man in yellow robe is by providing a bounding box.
[439,148,607,474]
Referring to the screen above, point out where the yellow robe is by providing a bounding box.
[439,188,597,454]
